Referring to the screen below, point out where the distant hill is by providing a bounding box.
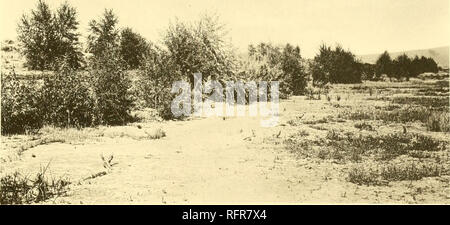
[357,46,449,68]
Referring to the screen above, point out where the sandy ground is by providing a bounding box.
[2,94,449,204]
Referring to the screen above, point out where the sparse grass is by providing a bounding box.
[285,130,447,162]
[0,164,70,204]
[390,96,449,109]
[339,105,448,128]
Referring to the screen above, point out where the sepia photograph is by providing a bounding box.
[0,0,449,212]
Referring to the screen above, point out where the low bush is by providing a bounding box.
[40,60,96,127]
[1,72,43,134]
[426,111,450,132]
[0,165,70,204]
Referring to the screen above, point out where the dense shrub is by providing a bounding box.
[0,167,70,204]
[1,72,43,134]
[426,111,450,132]
[40,59,96,127]
[136,47,182,119]
[88,48,134,125]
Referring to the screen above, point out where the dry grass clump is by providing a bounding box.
[426,111,450,132]
[348,162,446,186]
[354,121,374,131]
[0,165,70,204]
[145,128,166,140]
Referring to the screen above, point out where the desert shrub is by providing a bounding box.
[325,131,446,161]
[146,128,166,139]
[1,72,43,134]
[426,111,450,132]
[380,163,444,181]
[0,167,70,204]
[40,59,96,127]
[17,0,83,70]
[347,166,383,186]
[354,121,374,131]
[347,162,445,186]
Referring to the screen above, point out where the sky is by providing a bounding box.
[1,0,449,58]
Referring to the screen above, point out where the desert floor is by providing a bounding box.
[1,80,449,204]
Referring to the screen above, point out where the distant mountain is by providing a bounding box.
[357,46,449,68]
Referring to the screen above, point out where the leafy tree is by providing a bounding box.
[375,51,393,79]
[392,54,412,80]
[360,63,376,80]
[120,27,151,69]
[280,44,307,95]
[240,42,307,97]
[311,44,362,84]
[163,14,236,86]
[87,9,134,125]
[136,47,181,119]
[17,0,83,70]
[87,9,120,58]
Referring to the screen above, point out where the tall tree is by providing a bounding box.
[311,44,361,84]
[119,27,151,69]
[392,54,412,80]
[87,9,120,58]
[17,0,83,70]
[163,14,236,86]
[375,51,393,79]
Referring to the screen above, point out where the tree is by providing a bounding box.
[87,9,134,125]
[119,27,151,69]
[136,47,181,119]
[375,51,393,79]
[17,0,83,70]
[239,42,307,97]
[392,54,412,80]
[311,44,362,84]
[163,14,236,87]
[280,44,307,95]
[87,9,120,58]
